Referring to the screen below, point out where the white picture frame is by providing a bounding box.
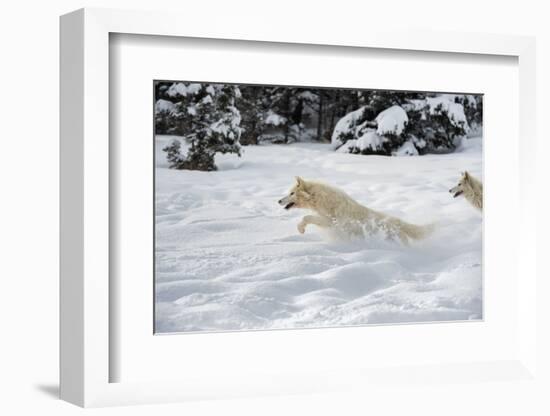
[60,7,538,408]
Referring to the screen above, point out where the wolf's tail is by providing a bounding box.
[403,221,436,241]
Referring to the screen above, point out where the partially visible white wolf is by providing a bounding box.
[278,177,433,244]
[449,171,483,211]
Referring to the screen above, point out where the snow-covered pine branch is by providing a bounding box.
[332,105,409,155]
[332,94,471,156]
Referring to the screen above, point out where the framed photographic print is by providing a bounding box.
[153,80,484,334]
[60,7,539,408]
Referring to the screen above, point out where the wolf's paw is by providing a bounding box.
[297,222,306,234]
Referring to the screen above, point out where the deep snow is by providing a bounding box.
[155,136,482,333]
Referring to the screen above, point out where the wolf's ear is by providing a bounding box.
[463,171,470,179]
[295,176,306,187]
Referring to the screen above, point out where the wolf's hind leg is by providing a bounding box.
[298,215,332,234]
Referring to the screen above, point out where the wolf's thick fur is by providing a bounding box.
[278,177,433,244]
[449,171,483,211]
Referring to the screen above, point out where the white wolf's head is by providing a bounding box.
[278,177,311,210]
[449,171,474,198]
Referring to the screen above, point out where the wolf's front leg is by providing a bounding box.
[298,215,332,234]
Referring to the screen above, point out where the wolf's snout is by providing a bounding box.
[278,195,295,210]
[449,187,463,198]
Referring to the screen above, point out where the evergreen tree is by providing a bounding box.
[163,140,186,169]
[239,86,269,145]
[405,95,469,152]
[257,86,312,143]
[161,82,242,171]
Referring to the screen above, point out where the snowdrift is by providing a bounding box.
[155,136,483,333]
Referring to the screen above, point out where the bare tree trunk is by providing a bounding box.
[352,90,359,110]
[316,92,324,141]
[324,90,339,141]
[281,89,291,143]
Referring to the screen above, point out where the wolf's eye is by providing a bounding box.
[290,192,295,196]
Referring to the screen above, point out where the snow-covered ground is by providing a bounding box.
[155,135,483,333]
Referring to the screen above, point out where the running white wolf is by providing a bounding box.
[449,171,483,211]
[278,177,434,244]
